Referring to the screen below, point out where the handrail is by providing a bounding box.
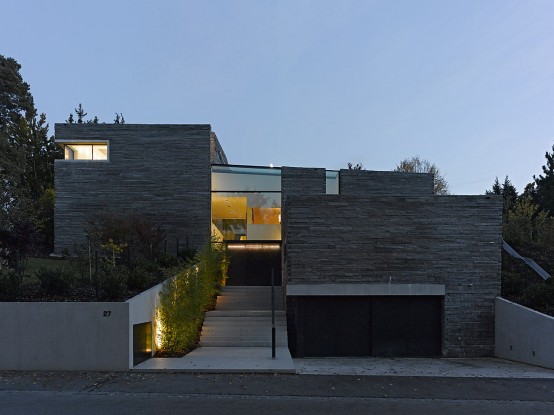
[271,268,276,358]
[502,240,551,281]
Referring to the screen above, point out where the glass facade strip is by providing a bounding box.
[212,165,281,192]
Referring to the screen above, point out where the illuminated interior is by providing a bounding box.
[64,143,108,160]
[211,165,281,241]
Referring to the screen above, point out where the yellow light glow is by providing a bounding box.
[155,310,163,350]
[226,244,280,250]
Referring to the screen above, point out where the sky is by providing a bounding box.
[2,0,554,194]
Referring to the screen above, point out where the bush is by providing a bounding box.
[36,267,74,295]
[501,271,526,298]
[99,266,128,300]
[126,265,155,291]
[0,271,23,300]
[522,282,554,313]
[157,239,227,355]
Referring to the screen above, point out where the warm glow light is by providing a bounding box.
[227,244,280,250]
[155,310,163,350]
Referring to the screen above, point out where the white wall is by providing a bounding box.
[0,302,129,371]
[495,297,554,370]
[126,281,165,368]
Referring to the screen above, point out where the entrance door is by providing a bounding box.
[226,242,282,286]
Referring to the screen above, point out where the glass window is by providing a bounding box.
[211,192,281,241]
[63,143,108,160]
[326,170,339,194]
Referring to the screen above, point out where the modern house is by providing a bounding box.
[54,123,502,358]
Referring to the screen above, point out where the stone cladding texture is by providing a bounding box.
[339,169,434,195]
[54,124,213,254]
[282,194,502,357]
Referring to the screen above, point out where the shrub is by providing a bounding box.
[501,271,526,298]
[99,266,128,300]
[127,265,155,291]
[36,267,74,295]
[157,239,227,355]
[0,271,23,300]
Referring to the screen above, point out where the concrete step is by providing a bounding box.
[202,322,287,328]
[199,340,289,347]
[206,310,285,317]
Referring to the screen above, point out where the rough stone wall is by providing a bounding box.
[281,167,326,287]
[281,167,326,199]
[339,170,434,195]
[54,124,213,254]
[282,195,502,357]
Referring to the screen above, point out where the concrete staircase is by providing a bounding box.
[199,286,288,348]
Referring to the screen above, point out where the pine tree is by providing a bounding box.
[534,144,554,215]
[75,103,87,124]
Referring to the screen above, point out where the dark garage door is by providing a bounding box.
[292,296,441,357]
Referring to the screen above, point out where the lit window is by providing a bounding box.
[64,143,108,160]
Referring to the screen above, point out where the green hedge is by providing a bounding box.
[157,239,228,355]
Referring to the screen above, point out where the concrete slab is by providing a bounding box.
[294,357,554,378]
[133,347,295,373]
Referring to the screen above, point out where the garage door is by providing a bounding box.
[290,296,441,357]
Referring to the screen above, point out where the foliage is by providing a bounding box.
[36,267,74,296]
[98,264,128,300]
[101,238,128,267]
[157,238,228,355]
[0,271,23,299]
[85,213,166,261]
[347,162,364,170]
[503,197,552,246]
[394,156,450,195]
[0,54,62,255]
[486,176,518,215]
[533,144,554,216]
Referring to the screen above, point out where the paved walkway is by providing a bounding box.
[135,286,295,373]
[295,357,554,378]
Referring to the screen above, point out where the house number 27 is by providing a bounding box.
[103,311,111,317]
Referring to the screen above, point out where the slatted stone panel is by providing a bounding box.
[282,194,502,357]
[54,124,214,254]
[339,169,434,195]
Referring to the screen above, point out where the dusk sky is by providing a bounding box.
[2,0,554,194]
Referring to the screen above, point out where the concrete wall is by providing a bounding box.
[339,170,434,196]
[54,124,215,254]
[495,297,554,369]
[127,281,165,368]
[0,302,129,371]
[282,195,502,357]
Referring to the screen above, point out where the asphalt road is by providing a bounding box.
[1,371,553,415]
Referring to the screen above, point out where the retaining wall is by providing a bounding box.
[0,281,165,371]
[495,297,554,369]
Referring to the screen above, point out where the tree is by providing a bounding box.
[347,162,364,170]
[534,144,554,215]
[75,103,87,124]
[394,156,450,195]
[0,54,62,254]
[486,176,518,215]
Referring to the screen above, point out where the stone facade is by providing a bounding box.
[339,169,434,195]
[282,194,502,357]
[54,124,223,254]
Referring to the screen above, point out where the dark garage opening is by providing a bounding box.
[289,296,442,358]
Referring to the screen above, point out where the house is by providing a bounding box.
[54,123,502,358]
